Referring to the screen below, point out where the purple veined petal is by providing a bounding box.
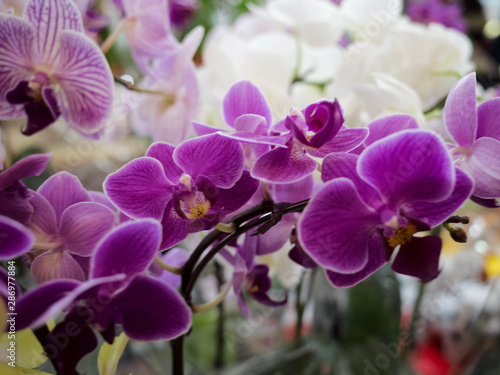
[0,214,34,260]
[256,218,294,256]
[26,191,58,243]
[16,274,125,330]
[251,144,317,184]
[233,114,269,135]
[0,153,51,190]
[37,171,91,224]
[443,72,478,148]
[218,130,289,148]
[24,0,83,66]
[223,80,273,130]
[193,121,220,136]
[287,116,310,147]
[146,142,183,185]
[0,101,25,120]
[159,201,191,249]
[111,275,191,341]
[59,202,115,257]
[0,183,33,224]
[477,98,500,141]
[16,279,80,330]
[271,174,314,202]
[210,171,260,214]
[325,235,387,288]
[306,100,344,149]
[158,248,188,288]
[91,219,161,279]
[298,178,380,273]
[232,251,248,297]
[89,191,115,211]
[52,30,113,136]
[392,235,442,282]
[468,137,500,198]
[0,14,34,108]
[363,114,420,148]
[358,130,454,207]
[31,248,86,284]
[309,128,369,158]
[401,168,473,227]
[322,152,383,209]
[174,133,244,188]
[104,157,173,220]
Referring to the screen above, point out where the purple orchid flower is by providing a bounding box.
[25,172,115,284]
[0,0,113,138]
[221,234,287,316]
[194,80,284,169]
[132,26,203,144]
[16,220,191,374]
[0,214,34,260]
[227,97,367,184]
[104,134,259,249]
[150,247,189,289]
[407,0,467,33]
[444,72,500,207]
[298,129,474,287]
[0,153,51,224]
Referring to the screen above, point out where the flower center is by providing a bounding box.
[387,223,418,248]
[178,190,211,220]
[186,200,211,220]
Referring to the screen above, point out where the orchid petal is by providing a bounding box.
[146,142,183,184]
[443,72,477,148]
[24,0,83,66]
[358,131,454,207]
[91,220,161,279]
[218,130,288,147]
[192,121,219,136]
[59,202,115,257]
[112,275,191,341]
[31,249,85,284]
[0,215,34,260]
[0,14,34,108]
[252,144,317,183]
[53,30,113,135]
[392,236,441,282]
[160,202,191,250]
[104,157,173,220]
[272,175,314,202]
[298,178,380,273]
[211,171,260,214]
[37,172,91,224]
[468,137,500,198]
[401,168,473,227]
[223,80,273,129]
[325,236,386,287]
[477,98,500,141]
[26,191,58,243]
[309,128,368,157]
[364,114,419,147]
[174,133,244,188]
[256,219,294,256]
[0,153,51,190]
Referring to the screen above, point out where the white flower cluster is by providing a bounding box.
[198,0,474,128]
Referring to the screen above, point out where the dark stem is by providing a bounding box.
[214,262,225,369]
[171,335,184,375]
[407,282,426,352]
[294,280,304,350]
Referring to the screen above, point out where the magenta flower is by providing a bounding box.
[222,234,287,315]
[0,0,113,138]
[169,0,198,29]
[16,220,191,374]
[194,80,285,168]
[26,172,115,283]
[221,95,367,183]
[444,72,500,207]
[0,153,51,224]
[104,134,259,249]
[298,129,473,287]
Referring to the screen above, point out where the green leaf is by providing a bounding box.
[97,332,129,375]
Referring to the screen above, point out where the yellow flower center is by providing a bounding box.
[387,223,418,248]
[185,201,211,220]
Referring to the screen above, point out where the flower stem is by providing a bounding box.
[191,279,232,313]
[408,281,426,351]
[154,256,183,275]
[100,19,128,54]
[113,75,173,98]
